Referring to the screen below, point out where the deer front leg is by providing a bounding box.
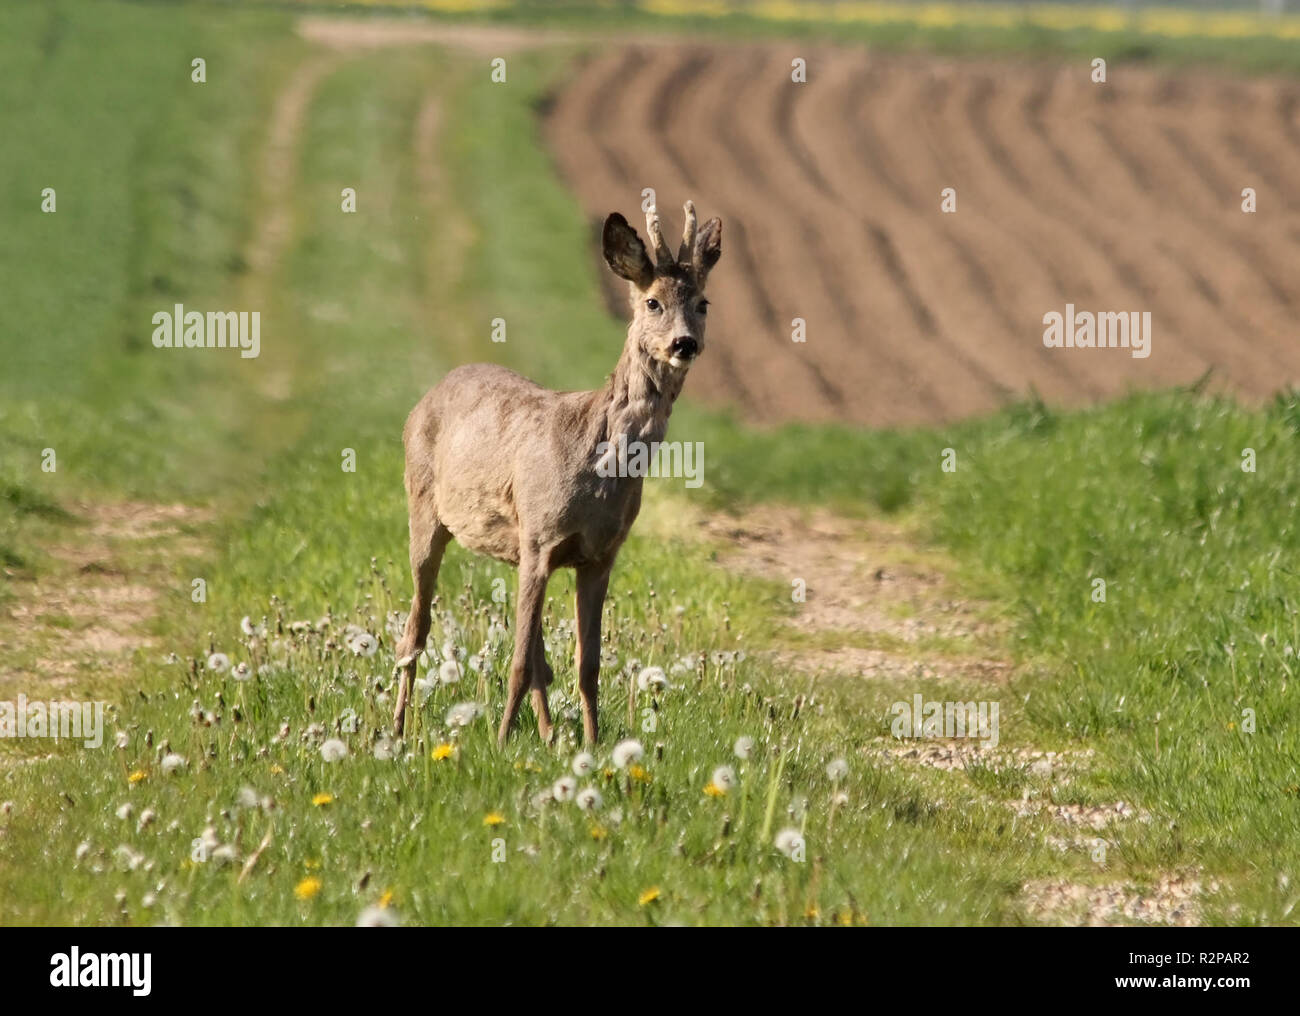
[530,636,555,744]
[498,553,549,748]
[393,515,451,736]
[575,564,611,744]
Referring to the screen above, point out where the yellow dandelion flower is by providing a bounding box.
[637,886,660,906]
[589,824,608,841]
[703,781,725,797]
[432,743,454,761]
[1228,721,1237,730]
[601,767,616,780]
[628,764,651,783]
[483,811,505,827]
[294,876,322,901]
[312,792,334,807]
[805,904,819,919]
[304,858,321,871]
[379,888,394,908]
[127,770,146,784]
[270,763,284,775]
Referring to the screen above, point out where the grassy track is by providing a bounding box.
[0,1,1298,925]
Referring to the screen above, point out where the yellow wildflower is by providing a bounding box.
[703,781,725,797]
[379,889,394,908]
[270,763,284,775]
[304,858,321,870]
[312,792,333,806]
[294,876,322,901]
[628,764,651,783]
[483,811,505,827]
[589,825,608,841]
[432,743,454,761]
[637,886,660,906]
[127,770,146,784]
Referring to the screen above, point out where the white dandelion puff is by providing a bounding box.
[733,736,754,760]
[240,615,266,638]
[438,659,463,686]
[348,632,379,658]
[636,666,670,694]
[114,730,129,749]
[206,652,230,674]
[115,802,134,821]
[832,791,849,807]
[552,776,577,802]
[357,905,400,927]
[236,787,259,810]
[231,661,252,682]
[711,765,737,791]
[611,739,644,769]
[826,758,849,782]
[75,841,92,863]
[211,844,237,867]
[575,786,603,811]
[160,753,186,776]
[571,752,596,777]
[320,738,348,762]
[445,701,484,728]
[774,828,805,859]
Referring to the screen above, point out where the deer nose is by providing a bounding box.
[670,336,699,360]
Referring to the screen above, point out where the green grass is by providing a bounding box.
[1,0,1298,925]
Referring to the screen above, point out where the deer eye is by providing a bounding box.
[697,299,709,314]
[645,298,662,313]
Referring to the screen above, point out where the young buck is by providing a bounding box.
[392,200,722,746]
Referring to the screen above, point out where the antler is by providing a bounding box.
[677,200,697,265]
[645,206,675,267]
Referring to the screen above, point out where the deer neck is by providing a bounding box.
[599,325,684,451]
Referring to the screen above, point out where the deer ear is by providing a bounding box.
[696,217,722,281]
[602,213,655,289]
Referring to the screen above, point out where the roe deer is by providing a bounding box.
[392,200,722,746]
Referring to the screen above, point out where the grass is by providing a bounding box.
[0,0,1297,925]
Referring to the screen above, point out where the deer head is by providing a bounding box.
[602,201,722,371]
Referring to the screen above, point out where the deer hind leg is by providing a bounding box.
[530,635,555,744]
[498,552,549,747]
[575,564,611,745]
[393,510,451,736]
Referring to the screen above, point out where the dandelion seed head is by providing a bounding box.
[571,752,596,777]
[636,666,669,693]
[733,736,754,760]
[826,758,849,782]
[774,828,805,858]
[611,739,644,769]
[356,905,399,927]
[575,786,603,811]
[320,738,348,763]
[160,753,186,776]
[438,659,463,686]
[711,765,737,791]
[444,701,483,728]
[207,653,230,674]
[551,776,577,802]
[231,661,252,682]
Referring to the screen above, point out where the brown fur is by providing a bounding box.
[392,200,722,745]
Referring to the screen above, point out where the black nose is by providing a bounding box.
[670,336,698,359]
